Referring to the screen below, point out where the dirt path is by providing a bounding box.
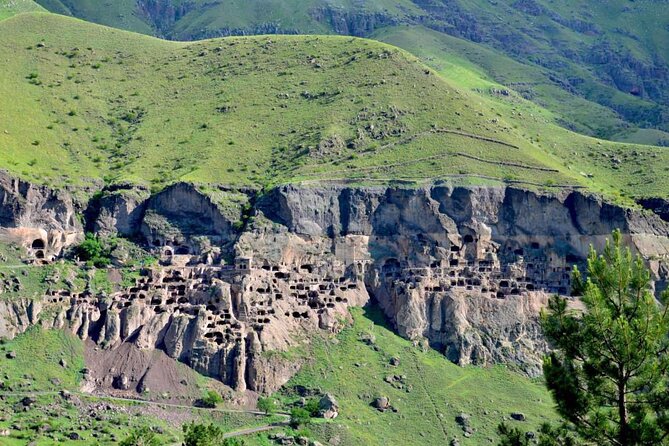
[0,390,290,441]
[222,422,288,438]
[0,390,290,418]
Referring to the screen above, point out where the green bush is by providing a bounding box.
[290,408,311,428]
[75,233,115,267]
[119,426,160,446]
[257,396,276,414]
[304,398,320,417]
[182,423,245,446]
[199,390,223,408]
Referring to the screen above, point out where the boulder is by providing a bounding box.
[113,373,130,391]
[318,393,339,419]
[511,412,526,421]
[372,396,390,412]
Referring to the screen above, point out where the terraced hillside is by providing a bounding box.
[1,12,667,202]
[30,0,669,145]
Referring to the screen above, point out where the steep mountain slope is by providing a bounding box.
[32,0,669,144]
[2,12,668,201]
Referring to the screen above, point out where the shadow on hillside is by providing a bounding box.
[359,302,395,332]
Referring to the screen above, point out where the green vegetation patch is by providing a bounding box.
[0,0,45,21]
[280,306,558,446]
[1,13,668,203]
[0,326,84,390]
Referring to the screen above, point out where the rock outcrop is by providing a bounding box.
[0,170,83,260]
[2,178,669,391]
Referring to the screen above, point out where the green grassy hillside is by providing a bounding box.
[280,307,557,445]
[0,0,44,20]
[31,0,669,145]
[33,0,421,37]
[371,25,634,141]
[1,13,668,201]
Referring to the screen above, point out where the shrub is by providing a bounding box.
[304,398,320,417]
[75,233,115,267]
[182,423,244,446]
[257,396,276,414]
[119,426,160,446]
[290,408,311,428]
[199,390,223,408]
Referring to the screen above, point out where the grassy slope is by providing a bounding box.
[372,25,631,139]
[0,0,44,20]
[0,326,277,445]
[0,327,175,445]
[32,0,669,145]
[1,12,667,201]
[30,0,153,33]
[449,0,669,134]
[282,307,557,446]
[35,0,421,37]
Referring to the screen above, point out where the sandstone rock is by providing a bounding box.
[93,183,149,237]
[455,413,470,426]
[113,374,130,391]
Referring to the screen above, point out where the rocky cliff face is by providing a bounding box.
[2,178,669,392]
[0,170,84,260]
[256,184,669,375]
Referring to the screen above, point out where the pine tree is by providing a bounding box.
[541,230,669,445]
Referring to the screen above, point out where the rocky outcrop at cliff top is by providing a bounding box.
[0,170,81,232]
[3,178,669,391]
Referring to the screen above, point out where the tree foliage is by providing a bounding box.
[119,426,160,446]
[540,230,669,445]
[257,396,276,414]
[290,408,311,428]
[199,390,223,408]
[182,423,245,446]
[75,232,115,267]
